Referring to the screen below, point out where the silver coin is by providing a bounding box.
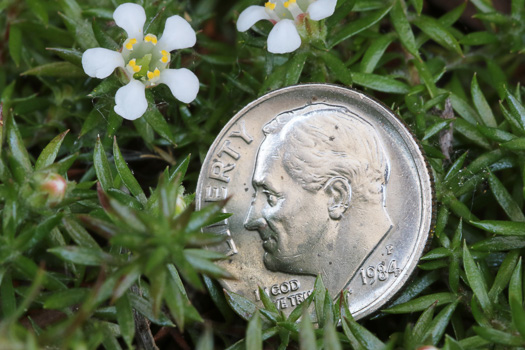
[196,84,434,320]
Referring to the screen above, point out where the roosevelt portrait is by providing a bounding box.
[244,103,393,295]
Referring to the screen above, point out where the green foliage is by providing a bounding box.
[1,0,525,347]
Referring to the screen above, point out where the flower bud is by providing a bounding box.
[175,187,187,216]
[40,173,67,207]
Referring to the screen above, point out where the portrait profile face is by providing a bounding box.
[244,132,334,274]
[244,103,392,288]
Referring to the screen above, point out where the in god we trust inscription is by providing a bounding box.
[196,84,434,320]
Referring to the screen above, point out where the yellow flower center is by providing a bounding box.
[284,0,296,8]
[125,38,138,50]
[128,59,141,73]
[144,34,158,45]
[147,68,161,80]
[160,50,170,64]
[265,2,276,10]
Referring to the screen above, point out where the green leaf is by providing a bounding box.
[504,88,525,132]
[196,325,214,350]
[89,76,121,98]
[444,151,468,182]
[487,170,525,222]
[13,255,66,291]
[246,311,262,350]
[0,272,16,318]
[44,288,90,309]
[351,72,410,94]
[143,101,177,146]
[450,93,481,125]
[473,326,525,346]
[94,136,113,192]
[413,59,438,98]
[8,25,21,66]
[500,137,525,150]
[320,51,352,85]
[21,62,85,77]
[15,213,63,252]
[35,130,69,170]
[486,59,506,99]
[284,51,308,86]
[463,242,492,315]
[314,275,326,327]
[129,294,174,326]
[453,119,491,150]
[224,289,257,320]
[460,31,498,45]
[389,271,441,307]
[471,74,497,127]
[472,236,525,251]
[59,13,98,50]
[458,337,491,349]
[323,318,342,350]
[429,299,459,345]
[409,302,436,348]
[422,120,450,141]
[443,194,478,221]
[288,290,314,323]
[26,0,48,25]
[474,12,509,24]
[391,0,419,58]
[470,220,525,236]
[6,114,33,181]
[478,125,515,142]
[92,19,119,50]
[48,246,115,266]
[299,310,316,350]
[113,137,147,205]
[344,315,384,349]
[329,4,393,48]
[385,292,456,313]
[421,247,452,260]
[470,0,494,13]
[488,249,519,302]
[258,286,278,315]
[326,0,356,27]
[512,0,525,20]
[360,34,394,73]
[509,258,525,338]
[445,335,467,350]
[412,15,463,56]
[115,293,135,349]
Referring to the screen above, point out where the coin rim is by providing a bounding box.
[196,83,436,320]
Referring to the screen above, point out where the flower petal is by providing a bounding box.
[267,19,301,54]
[307,0,337,20]
[82,48,124,79]
[113,3,146,39]
[114,80,148,120]
[236,5,271,32]
[159,68,199,104]
[157,15,196,52]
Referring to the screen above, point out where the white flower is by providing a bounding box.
[236,0,337,54]
[82,3,199,120]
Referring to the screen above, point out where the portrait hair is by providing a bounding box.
[262,103,390,204]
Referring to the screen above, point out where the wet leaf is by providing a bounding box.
[35,130,69,170]
[463,243,492,315]
[21,62,85,77]
[329,5,393,48]
[94,136,113,192]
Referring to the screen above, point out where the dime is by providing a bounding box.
[196,84,434,320]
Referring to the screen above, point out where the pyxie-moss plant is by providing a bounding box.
[1,0,525,348]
